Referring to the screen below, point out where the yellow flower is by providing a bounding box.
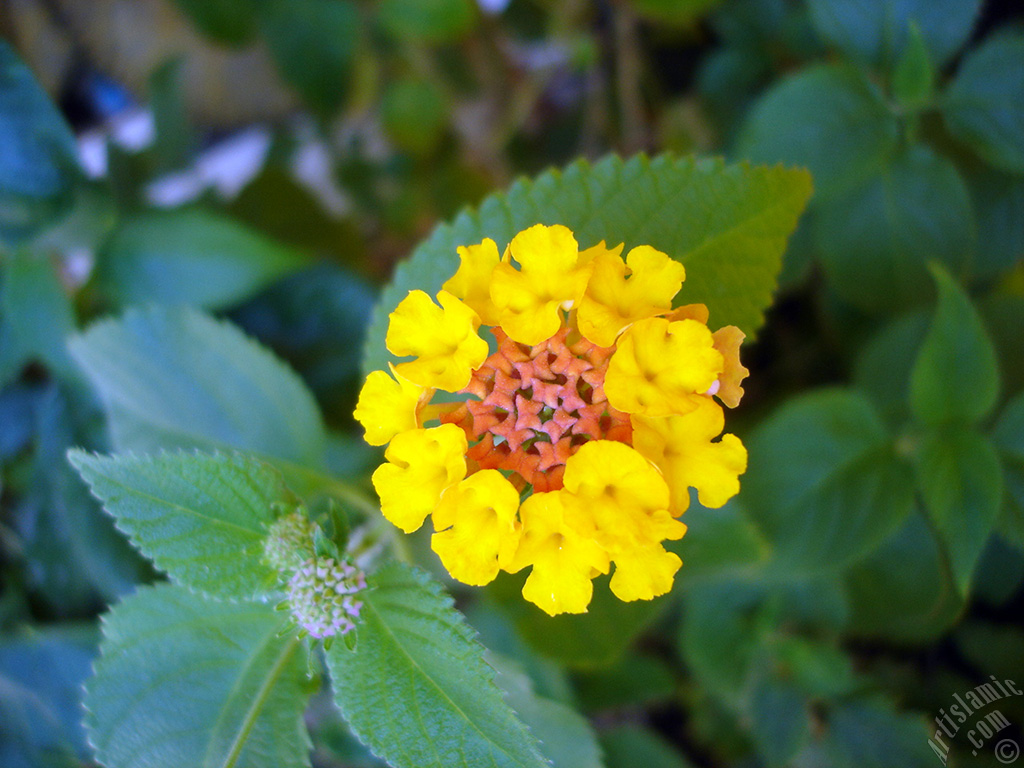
[442,238,502,326]
[604,317,724,417]
[560,441,685,553]
[431,470,522,586]
[632,398,748,515]
[371,425,467,533]
[506,491,610,616]
[360,223,748,615]
[608,542,682,602]
[386,289,489,392]
[577,244,686,347]
[712,325,749,409]
[353,364,428,446]
[490,224,592,345]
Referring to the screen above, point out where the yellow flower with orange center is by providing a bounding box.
[356,223,748,615]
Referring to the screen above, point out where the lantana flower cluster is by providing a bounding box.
[355,224,748,615]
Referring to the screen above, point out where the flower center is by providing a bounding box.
[442,326,632,492]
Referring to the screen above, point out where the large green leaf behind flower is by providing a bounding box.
[363,153,811,375]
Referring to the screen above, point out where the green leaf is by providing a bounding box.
[13,386,144,609]
[853,310,929,427]
[967,167,1024,281]
[69,305,327,468]
[806,0,981,69]
[909,265,999,426]
[85,584,311,768]
[0,251,76,379]
[326,562,547,768]
[748,679,809,767]
[148,58,198,172]
[671,500,769,583]
[600,725,694,768]
[742,389,914,572]
[891,22,934,110]
[737,65,898,202]
[679,580,768,701]
[260,0,360,116]
[381,77,448,156]
[0,42,83,247]
[377,0,476,43]
[96,209,306,310]
[807,698,935,768]
[170,0,257,45]
[915,427,1003,595]
[770,636,856,699]
[844,512,963,643]
[490,654,603,768]
[573,652,676,712]
[0,625,98,763]
[992,392,1024,549]
[70,450,292,601]
[364,153,812,374]
[944,31,1024,174]
[0,673,79,768]
[814,145,975,314]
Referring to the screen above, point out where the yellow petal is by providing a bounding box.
[353,364,426,446]
[386,290,489,391]
[510,491,609,616]
[371,424,467,533]
[560,440,682,554]
[578,245,685,347]
[609,543,682,602]
[632,398,748,514]
[431,469,522,586]
[712,325,749,408]
[490,224,592,345]
[604,317,723,417]
[443,238,502,326]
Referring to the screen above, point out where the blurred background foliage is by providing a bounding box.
[1,0,1023,766]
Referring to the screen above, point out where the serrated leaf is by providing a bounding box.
[914,426,1005,595]
[813,145,975,314]
[809,698,935,768]
[69,305,327,468]
[364,153,811,375]
[909,265,999,427]
[96,209,306,310]
[0,42,84,247]
[806,0,981,69]
[490,654,603,768]
[742,389,914,572]
[70,450,292,601]
[738,65,897,202]
[944,31,1024,174]
[85,584,311,768]
[326,562,547,768]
